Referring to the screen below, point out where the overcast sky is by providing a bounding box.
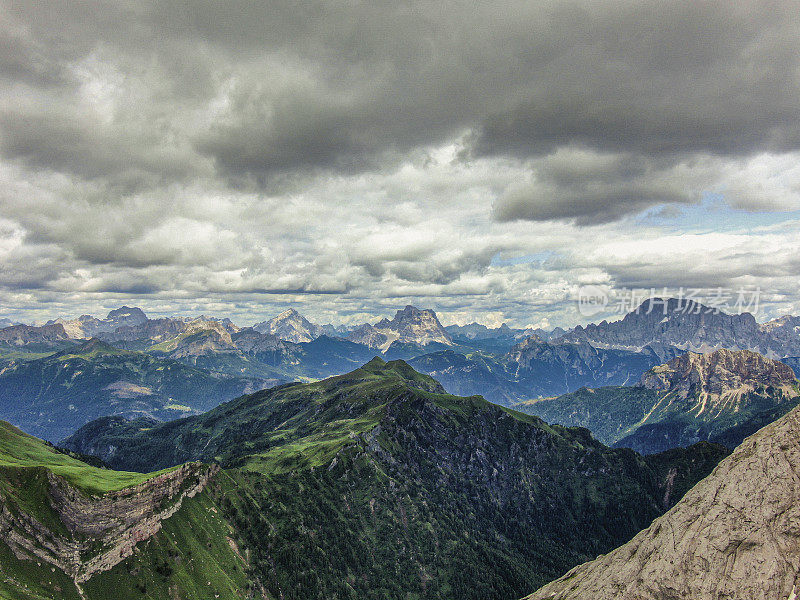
[1,0,800,328]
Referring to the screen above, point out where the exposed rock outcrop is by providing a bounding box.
[0,462,217,584]
[525,403,800,600]
[523,349,800,453]
[639,348,798,399]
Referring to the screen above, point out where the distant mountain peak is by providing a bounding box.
[253,307,322,343]
[105,306,148,327]
[348,305,452,350]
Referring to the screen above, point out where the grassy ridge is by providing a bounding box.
[0,421,174,494]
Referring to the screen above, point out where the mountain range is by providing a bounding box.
[2,299,800,446]
[558,297,800,358]
[0,297,798,598]
[0,358,724,599]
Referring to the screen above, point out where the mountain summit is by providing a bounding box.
[252,308,322,343]
[348,305,453,350]
[104,306,148,328]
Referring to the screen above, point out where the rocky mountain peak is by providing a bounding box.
[388,305,452,341]
[638,349,798,399]
[252,308,322,343]
[556,297,800,358]
[348,305,453,350]
[394,305,428,318]
[347,304,453,351]
[105,306,148,326]
[512,334,546,351]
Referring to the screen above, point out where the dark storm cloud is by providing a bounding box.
[493,150,705,224]
[473,2,800,159]
[3,1,800,187]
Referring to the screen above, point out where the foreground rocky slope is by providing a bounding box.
[521,349,800,453]
[525,402,800,600]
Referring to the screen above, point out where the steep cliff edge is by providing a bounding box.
[1,462,216,584]
[525,403,800,600]
[0,422,221,596]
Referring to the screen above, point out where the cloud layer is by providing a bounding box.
[1,0,799,326]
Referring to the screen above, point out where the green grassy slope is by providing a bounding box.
[0,421,172,494]
[0,539,84,600]
[64,357,446,473]
[82,489,250,600]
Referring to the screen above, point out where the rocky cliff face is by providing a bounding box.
[525,402,800,600]
[557,298,800,358]
[523,349,800,454]
[639,348,798,399]
[0,462,217,585]
[0,323,70,345]
[348,305,453,350]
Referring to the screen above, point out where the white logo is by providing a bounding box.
[577,286,609,317]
